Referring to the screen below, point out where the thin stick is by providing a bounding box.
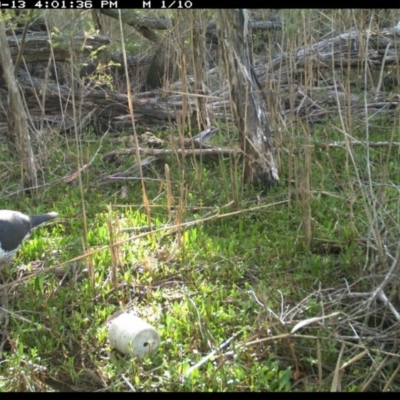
[184,330,243,378]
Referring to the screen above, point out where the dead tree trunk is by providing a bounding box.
[188,11,207,130]
[0,15,37,191]
[145,14,184,91]
[216,9,279,187]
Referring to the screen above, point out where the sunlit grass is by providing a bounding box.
[1,114,392,391]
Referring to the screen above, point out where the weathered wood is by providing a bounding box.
[100,146,239,185]
[100,10,162,44]
[139,17,282,33]
[100,13,281,41]
[145,13,189,90]
[319,141,400,148]
[5,32,110,63]
[1,17,399,152]
[189,11,207,130]
[103,146,238,161]
[0,18,37,190]
[257,25,400,86]
[216,9,279,186]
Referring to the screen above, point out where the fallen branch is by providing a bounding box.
[319,141,400,149]
[103,145,239,163]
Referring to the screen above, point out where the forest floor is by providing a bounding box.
[1,107,399,391]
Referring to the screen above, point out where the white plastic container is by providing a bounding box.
[107,313,160,358]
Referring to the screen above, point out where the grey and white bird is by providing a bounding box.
[0,210,58,270]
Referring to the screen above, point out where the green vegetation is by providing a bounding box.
[1,8,400,392]
[1,110,399,391]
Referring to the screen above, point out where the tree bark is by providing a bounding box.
[216,9,279,186]
[145,13,185,90]
[189,11,207,130]
[100,10,161,44]
[0,15,37,190]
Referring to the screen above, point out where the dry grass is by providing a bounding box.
[1,9,400,391]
